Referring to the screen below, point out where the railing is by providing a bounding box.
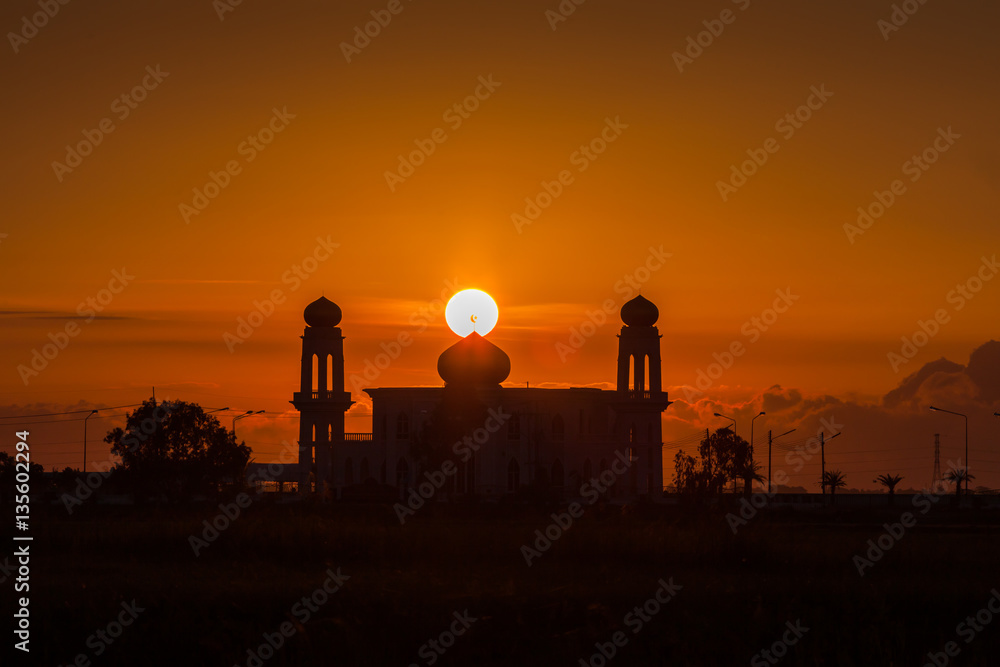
[344,433,373,442]
[622,390,654,399]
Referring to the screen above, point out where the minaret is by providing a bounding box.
[614,295,671,497]
[291,296,353,497]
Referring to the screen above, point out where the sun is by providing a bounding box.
[445,289,498,337]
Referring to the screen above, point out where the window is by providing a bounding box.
[552,414,565,442]
[507,413,521,440]
[507,459,520,492]
[396,413,409,439]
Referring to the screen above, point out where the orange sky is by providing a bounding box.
[2,0,999,490]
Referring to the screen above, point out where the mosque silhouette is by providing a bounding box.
[288,295,671,501]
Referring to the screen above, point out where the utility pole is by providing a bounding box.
[820,431,826,495]
[768,430,772,494]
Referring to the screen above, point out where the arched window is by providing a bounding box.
[312,354,319,392]
[327,354,333,392]
[396,458,410,489]
[344,457,354,485]
[552,414,565,442]
[360,457,370,483]
[629,423,637,444]
[551,459,565,488]
[507,459,520,492]
[396,413,409,439]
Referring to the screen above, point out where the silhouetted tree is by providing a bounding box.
[875,474,904,505]
[944,467,974,504]
[822,470,847,500]
[672,428,751,497]
[104,399,251,500]
[0,452,44,502]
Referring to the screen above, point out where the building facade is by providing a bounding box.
[291,294,671,502]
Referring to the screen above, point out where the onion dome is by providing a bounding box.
[621,294,658,327]
[437,332,511,386]
[303,296,342,327]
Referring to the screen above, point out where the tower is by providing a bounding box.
[614,295,671,496]
[291,296,354,496]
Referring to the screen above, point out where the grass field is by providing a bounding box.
[14,498,1000,666]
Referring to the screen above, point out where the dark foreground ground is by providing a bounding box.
[5,497,1000,666]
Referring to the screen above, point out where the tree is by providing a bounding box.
[104,399,251,500]
[0,452,44,501]
[671,428,751,496]
[822,470,847,499]
[874,474,904,505]
[944,467,975,504]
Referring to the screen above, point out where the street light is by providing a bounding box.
[233,410,265,435]
[768,428,795,493]
[713,412,736,434]
[750,410,765,474]
[930,406,968,494]
[83,409,99,473]
[206,406,231,414]
[820,431,841,494]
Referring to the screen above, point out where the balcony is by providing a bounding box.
[344,433,373,442]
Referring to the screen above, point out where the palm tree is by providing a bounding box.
[822,470,847,501]
[944,467,975,504]
[874,474,904,506]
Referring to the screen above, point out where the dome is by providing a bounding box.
[437,332,511,386]
[303,296,342,327]
[621,294,658,327]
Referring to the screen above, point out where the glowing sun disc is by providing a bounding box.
[445,289,498,337]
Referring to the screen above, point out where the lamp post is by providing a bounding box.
[930,406,968,494]
[750,410,765,477]
[83,409,99,473]
[768,428,796,493]
[820,431,841,494]
[233,410,265,436]
[713,412,736,434]
[206,407,230,414]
